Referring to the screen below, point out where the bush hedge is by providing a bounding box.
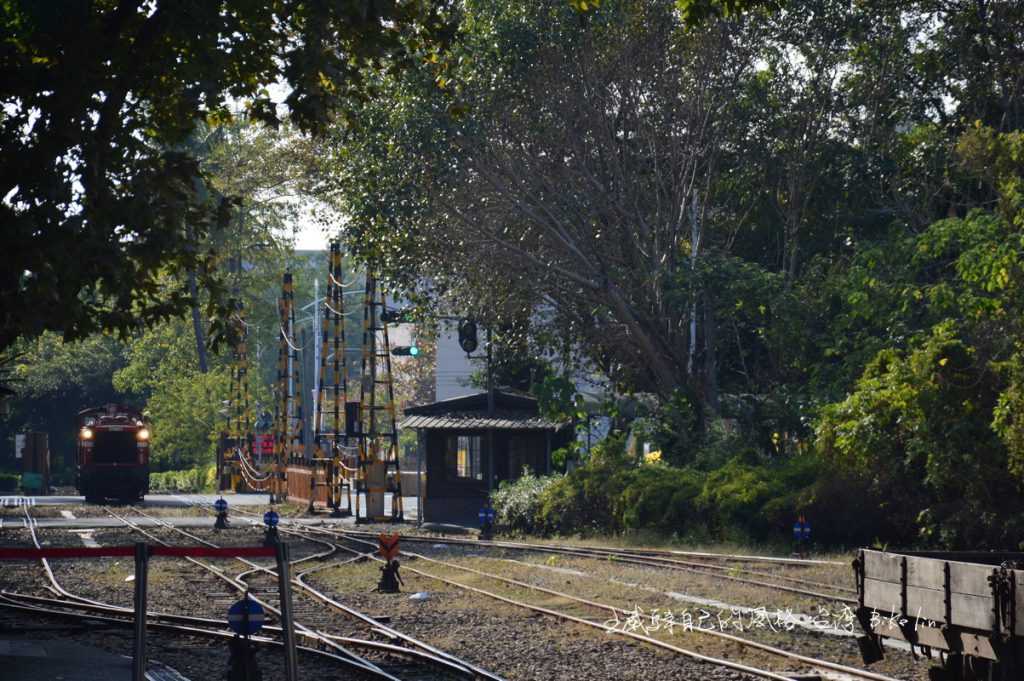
[489,434,877,547]
[491,469,561,534]
[149,465,216,493]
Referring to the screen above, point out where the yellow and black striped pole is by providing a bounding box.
[226,299,254,492]
[377,285,404,522]
[286,272,304,468]
[272,273,293,502]
[354,272,375,521]
[331,243,345,512]
[353,271,404,522]
[314,241,350,513]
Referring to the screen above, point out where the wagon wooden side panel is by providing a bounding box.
[855,549,1024,680]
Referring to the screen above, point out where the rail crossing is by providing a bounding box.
[217,241,405,523]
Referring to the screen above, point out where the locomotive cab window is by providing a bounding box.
[445,434,482,481]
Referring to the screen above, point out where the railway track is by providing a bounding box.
[341,529,856,603]
[192,503,816,680]
[210,499,852,604]
[349,531,845,568]
[0,504,502,681]
[106,506,504,681]
[0,591,401,676]
[275,523,903,681]
[0,506,403,679]
[170,502,924,679]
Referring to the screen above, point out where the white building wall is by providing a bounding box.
[435,321,476,401]
[432,320,613,455]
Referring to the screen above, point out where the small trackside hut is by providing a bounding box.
[400,391,572,526]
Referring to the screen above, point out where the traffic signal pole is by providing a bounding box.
[486,327,494,494]
[450,317,491,492]
[274,541,298,681]
[132,542,149,681]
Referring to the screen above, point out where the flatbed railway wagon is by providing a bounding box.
[854,548,1024,680]
[76,404,150,502]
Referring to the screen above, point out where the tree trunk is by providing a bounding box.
[703,295,719,415]
[188,268,208,374]
[687,191,701,377]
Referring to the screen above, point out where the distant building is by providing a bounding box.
[434,321,475,401]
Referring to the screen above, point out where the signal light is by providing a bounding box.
[392,345,420,357]
[255,411,273,432]
[458,319,478,354]
[345,401,361,438]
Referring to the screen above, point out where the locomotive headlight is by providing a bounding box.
[80,427,94,440]
[136,428,150,441]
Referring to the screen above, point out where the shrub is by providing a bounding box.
[534,435,707,537]
[497,428,879,548]
[697,453,821,542]
[149,465,216,493]
[536,435,632,535]
[491,469,561,534]
[619,465,704,533]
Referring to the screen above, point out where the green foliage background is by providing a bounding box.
[4,0,1024,551]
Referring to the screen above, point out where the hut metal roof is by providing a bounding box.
[400,390,567,431]
[399,413,564,431]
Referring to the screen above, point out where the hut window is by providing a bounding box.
[446,434,482,480]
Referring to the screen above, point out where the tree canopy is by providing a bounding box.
[310,0,1024,546]
[1,0,449,359]
[4,0,1024,548]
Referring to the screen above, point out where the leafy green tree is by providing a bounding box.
[113,316,230,470]
[817,126,1024,547]
[817,323,1024,547]
[144,367,230,470]
[393,329,437,411]
[676,0,783,25]
[0,333,127,473]
[1,0,449,360]
[322,0,773,416]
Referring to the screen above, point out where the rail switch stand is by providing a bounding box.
[226,591,266,681]
[378,559,403,593]
[792,515,811,558]
[377,532,402,593]
[227,636,262,681]
[478,503,496,541]
[214,498,230,530]
[262,509,280,547]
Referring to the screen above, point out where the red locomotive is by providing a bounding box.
[76,404,150,502]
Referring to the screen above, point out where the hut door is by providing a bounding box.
[507,436,531,481]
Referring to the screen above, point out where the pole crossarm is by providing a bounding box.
[311,240,353,515]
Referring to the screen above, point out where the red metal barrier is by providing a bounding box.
[0,541,295,681]
[0,545,276,560]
